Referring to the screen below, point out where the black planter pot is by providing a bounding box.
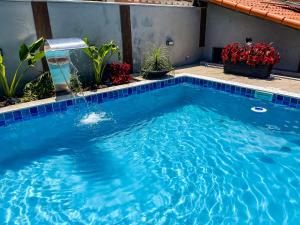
[224,62,272,79]
[142,70,170,79]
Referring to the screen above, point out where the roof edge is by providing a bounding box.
[209,0,300,30]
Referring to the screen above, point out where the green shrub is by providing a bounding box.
[141,46,173,78]
[0,38,45,98]
[82,37,120,85]
[22,72,54,102]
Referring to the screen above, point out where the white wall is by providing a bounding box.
[0,1,41,86]
[131,5,202,71]
[47,2,123,77]
[204,3,300,72]
[0,1,202,83]
[47,2,202,73]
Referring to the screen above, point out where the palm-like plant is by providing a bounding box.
[82,37,120,85]
[0,38,45,98]
[141,46,173,78]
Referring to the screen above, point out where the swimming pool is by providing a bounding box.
[0,76,300,224]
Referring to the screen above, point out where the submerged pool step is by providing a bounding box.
[254,90,273,102]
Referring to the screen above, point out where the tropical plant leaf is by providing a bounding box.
[82,47,93,59]
[28,37,44,53]
[19,44,29,61]
[28,51,45,66]
[82,39,120,85]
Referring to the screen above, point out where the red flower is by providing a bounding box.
[109,63,132,85]
[221,42,280,67]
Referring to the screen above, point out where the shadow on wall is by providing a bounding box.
[130,5,202,72]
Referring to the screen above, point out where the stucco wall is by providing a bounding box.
[47,2,123,77]
[131,5,202,71]
[204,3,300,72]
[0,1,202,86]
[0,1,41,86]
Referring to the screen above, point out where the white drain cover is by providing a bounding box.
[251,106,267,113]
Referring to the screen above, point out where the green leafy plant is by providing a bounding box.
[82,37,120,85]
[141,46,173,78]
[0,38,45,98]
[22,71,54,102]
[69,73,82,93]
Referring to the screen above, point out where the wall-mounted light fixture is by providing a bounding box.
[166,38,174,46]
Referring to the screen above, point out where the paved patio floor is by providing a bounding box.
[175,65,300,95]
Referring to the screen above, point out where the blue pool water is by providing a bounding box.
[1,84,300,224]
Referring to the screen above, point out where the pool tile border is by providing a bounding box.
[1,75,300,127]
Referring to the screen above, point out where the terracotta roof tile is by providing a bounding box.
[209,0,300,29]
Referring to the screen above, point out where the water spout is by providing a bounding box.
[44,38,87,93]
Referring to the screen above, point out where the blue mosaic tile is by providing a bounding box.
[221,84,226,91]
[122,89,128,96]
[45,104,53,113]
[75,98,85,105]
[230,86,236,93]
[4,112,13,120]
[91,95,97,103]
[212,82,218,89]
[225,85,231,93]
[21,109,31,120]
[97,94,103,103]
[283,96,291,106]
[85,96,92,102]
[13,111,22,121]
[290,98,298,108]
[52,102,61,112]
[37,106,46,115]
[107,92,114,99]
[0,114,5,126]
[66,99,74,106]
[245,89,252,97]
[30,107,38,116]
[59,102,67,111]
[235,87,241,95]
[4,112,14,124]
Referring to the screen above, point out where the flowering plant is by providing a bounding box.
[222,42,280,67]
[109,63,132,85]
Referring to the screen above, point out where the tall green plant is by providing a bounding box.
[0,38,45,98]
[82,37,120,85]
[141,46,173,78]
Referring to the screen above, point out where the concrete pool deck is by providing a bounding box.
[175,65,300,95]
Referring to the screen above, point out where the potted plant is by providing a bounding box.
[222,42,280,79]
[141,46,173,79]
